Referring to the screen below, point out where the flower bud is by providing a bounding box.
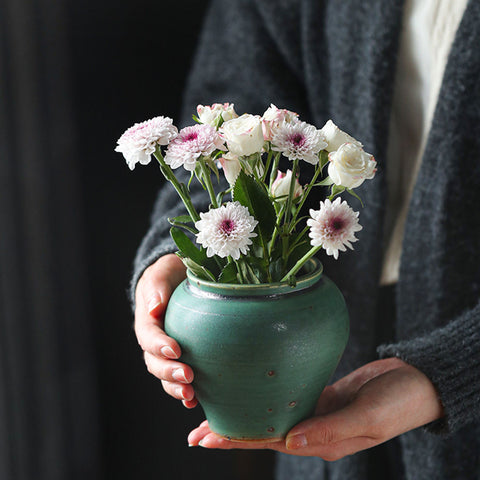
[271,170,303,201]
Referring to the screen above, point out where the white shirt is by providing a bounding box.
[380,0,468,285]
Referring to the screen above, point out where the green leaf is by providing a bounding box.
[168,215,194,225]
[287,241,312,270]
[218,262,238,283]
[233,171,276,245]
[216,189,229,206]
[170,227,206,265]
[329,184,345,200]
[319,150,329,170]
[180,256,216,282]
[269,257,284,282]
[346,188,365,208]
[312,176,334,187]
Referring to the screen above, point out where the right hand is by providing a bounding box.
[134,253,198,408]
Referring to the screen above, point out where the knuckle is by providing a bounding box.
[316,424,336,445]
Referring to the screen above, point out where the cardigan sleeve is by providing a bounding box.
[129,0,309,307]
[377,301,480,435]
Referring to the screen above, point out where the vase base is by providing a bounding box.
[219,434,283,444]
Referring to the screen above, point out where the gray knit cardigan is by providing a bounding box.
[131,1,480,478]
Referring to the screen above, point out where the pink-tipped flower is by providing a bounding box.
[197,103,238,126]
[164,124,225,171]
[195,202,258,260]
[261,104,299,141]
[271,121,327,165]
[307,198,362,259]
[115,116,178,170]
[271,170,303,201]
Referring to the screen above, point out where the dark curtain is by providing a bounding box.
[0,0,274,479]
[0,0,100,478]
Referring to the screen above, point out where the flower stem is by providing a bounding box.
[234,258,245,283]
[268,152,281,191]
[199,158,219,208]
[280,245,322,282]
[288,161,322,233]
[154,150,200,222]
[284,159,299,227]
[268,202,286,257]
[262,147,273,183]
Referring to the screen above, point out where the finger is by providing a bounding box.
[134,256,186,358]
[331,357,407,395]
[197,433,284,450]
[144,351,194,383]
[285,401,371,451]
[138,254,186,318]
[182,398,199,409]
[161,380,195,402]
[136,320,181,359]
[187,421,212,446]
[309,435,380,462]
[314,385,340,416]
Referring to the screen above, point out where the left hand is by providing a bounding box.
[187,357,444,461]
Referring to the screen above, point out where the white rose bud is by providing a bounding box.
[271,170,303,201]
[218,152,242,185]
[197,103,238,126]
[219,152,265,185]
[328,143,377,189]
[320,119,363,152]
[220,114,265,156]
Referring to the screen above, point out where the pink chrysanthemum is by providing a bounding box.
[271,121,327,165]
[195,202,258,260]
[307,198,362,259]
[164,124,225,171]
[115,116,178,170]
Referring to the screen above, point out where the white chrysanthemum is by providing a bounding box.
[115,116,178,170]
[195,202,258,260]
[307,198,362,259]
[271,121,327,165]
[164,124,225,171]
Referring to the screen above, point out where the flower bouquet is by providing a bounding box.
[117,103,376,441]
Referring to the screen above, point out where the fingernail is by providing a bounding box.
[173,368,188,383]
[286,433,307,450]
[176,386,186,400]
[198,439,207,448]
[161,346,179,359]
[147,293,162,315]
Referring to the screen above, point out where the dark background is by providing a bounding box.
[0,0,274,478]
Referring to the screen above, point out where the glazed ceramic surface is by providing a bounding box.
[164,258,349,441]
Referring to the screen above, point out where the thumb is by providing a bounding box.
[285,402,369,450]
[138,253,186,317]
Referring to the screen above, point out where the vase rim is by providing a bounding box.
[186,257,323,297]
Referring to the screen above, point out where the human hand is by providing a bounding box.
[187,357,444,460]
[134,253,198,408]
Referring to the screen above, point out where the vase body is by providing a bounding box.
[164,258,349,441]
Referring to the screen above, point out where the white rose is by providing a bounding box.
[328,143,376,188]
[320,119,363,152]
[220,114,265,156]
[197,103,238,126]
[271,170,303,201]
[262,104,299,141]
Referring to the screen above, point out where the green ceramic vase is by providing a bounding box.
[164,257,349,442]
